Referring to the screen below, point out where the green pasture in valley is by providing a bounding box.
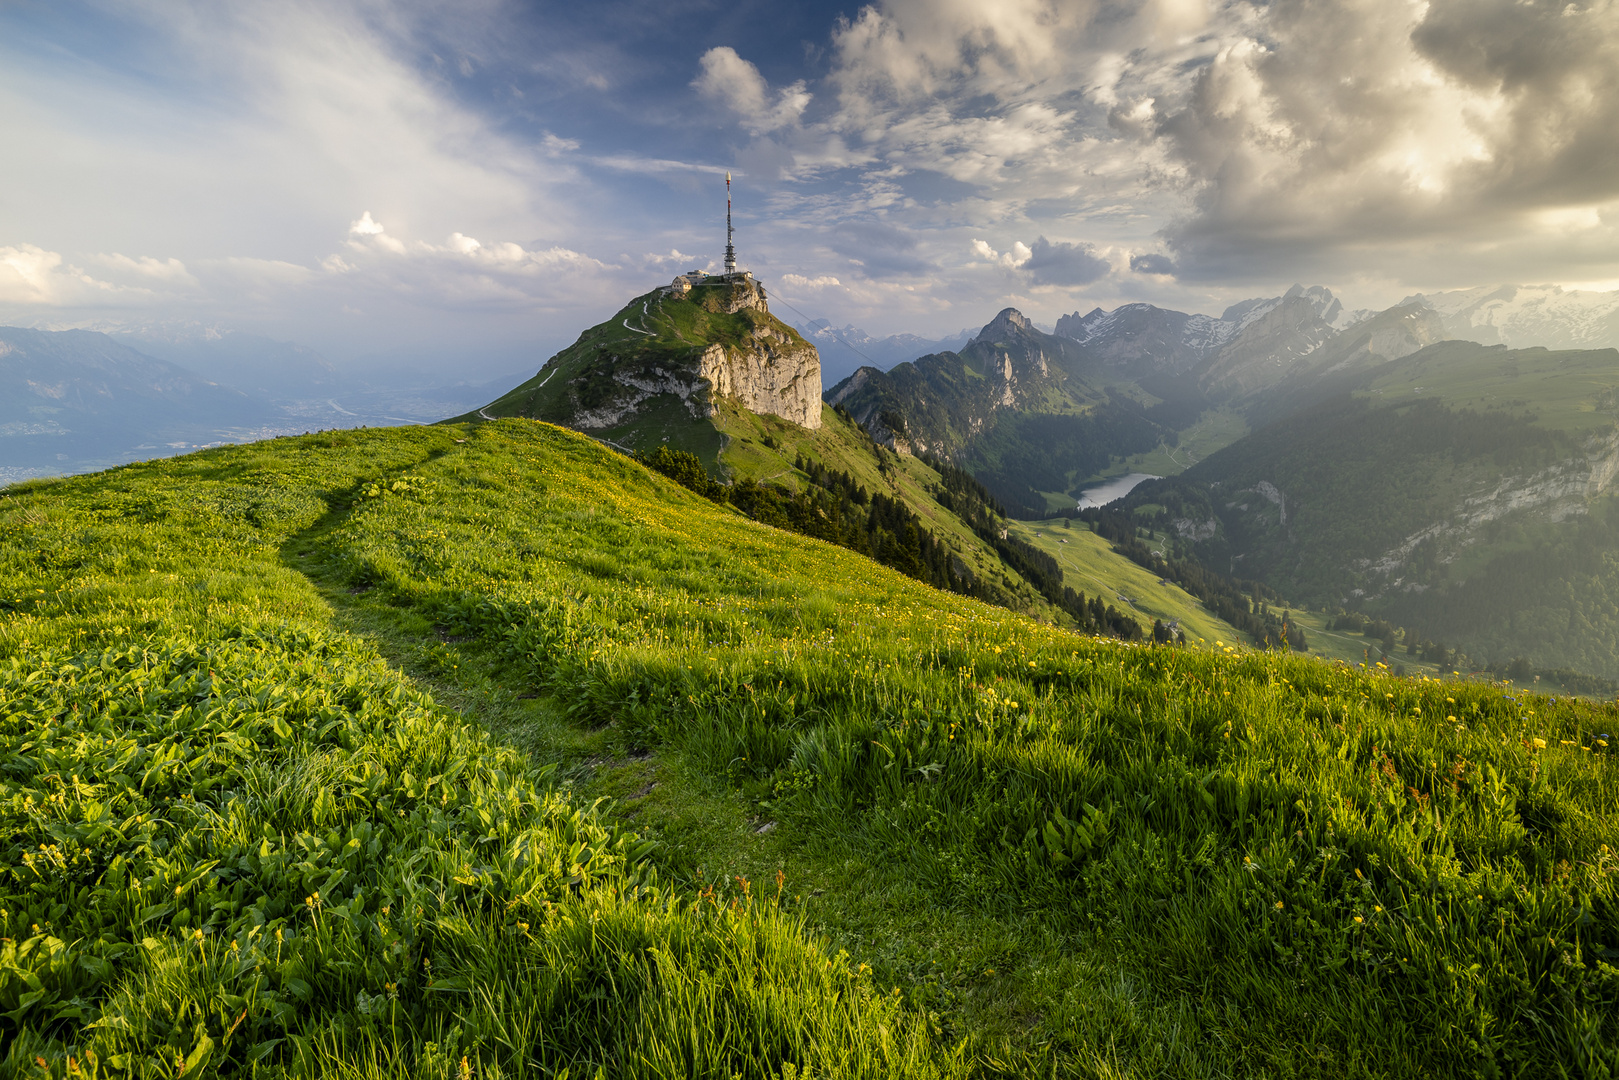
[1365,342,1619,436]
[1004,519,1245,645]
[1101,406,1252,482]
[2,419,1617,1077]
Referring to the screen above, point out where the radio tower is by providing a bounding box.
[724,171,737,275]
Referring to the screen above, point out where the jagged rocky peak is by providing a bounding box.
[974,307,1035,343]
[1053,307,1108,341]
[1282,284,1343,324]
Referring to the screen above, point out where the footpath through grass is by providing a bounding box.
[2,419,1618,1077]
[0,429,950,1079]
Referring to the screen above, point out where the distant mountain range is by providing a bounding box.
[791,319,975,384]
[0,325,530,483]
[1054,284,1367,378]
[1403,284,1619,351]
[818,280,1619,676]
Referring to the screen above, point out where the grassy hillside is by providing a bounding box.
[4,420,1619,1076]
[459,283,1077,627]
[1005,518,1246,644]
[0,429,944,1078]
[1362,341,1619,436]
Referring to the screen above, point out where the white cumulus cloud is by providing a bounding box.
[694,47,812,135]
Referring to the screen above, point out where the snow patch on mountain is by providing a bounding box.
[1057,285,1346,363]
[1403,285,1619,351]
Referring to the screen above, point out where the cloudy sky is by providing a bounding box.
[3,0,1617,377]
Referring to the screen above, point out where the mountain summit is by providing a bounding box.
[825,306,1092,458]
[469,272,822,433]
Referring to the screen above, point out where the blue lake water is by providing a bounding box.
[1076,472,1162,510]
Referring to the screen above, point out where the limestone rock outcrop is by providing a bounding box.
[697,331,821,429]
[472,273,821,433]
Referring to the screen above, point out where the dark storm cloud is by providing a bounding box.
[1412,0,1619,208]
[1020,237,1110,286]
[1130,253,1174,275]
[1153,0,1619,282]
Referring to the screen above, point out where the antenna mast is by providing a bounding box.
[724,171,736,274]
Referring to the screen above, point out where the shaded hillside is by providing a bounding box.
[826,308,1178,516]
[1115,340,1619,675]
[826,308,1100,457]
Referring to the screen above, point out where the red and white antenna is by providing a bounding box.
[724,171,736,275]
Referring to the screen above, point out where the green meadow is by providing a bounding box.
[3,419,1618,1077]
[1004,519,1243,645]
[1364,342,1619,436]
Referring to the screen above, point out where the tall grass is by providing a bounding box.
[321,419,1619,1076]
[0,430,958,1078]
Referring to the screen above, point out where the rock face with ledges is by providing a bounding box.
[469,273,822,432]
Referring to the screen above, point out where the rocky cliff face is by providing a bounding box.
[471,274,822,432]
[695,324,822,429]
[1355,427,1619,591]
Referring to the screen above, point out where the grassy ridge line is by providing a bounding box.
[321,419,1619,1075]
[0,432,953,1078]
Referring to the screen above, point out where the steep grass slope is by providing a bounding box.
[2,420,1618,1076]
[1005,518,1245,644]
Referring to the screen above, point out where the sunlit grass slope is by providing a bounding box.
[326,420,1618,1076]
[455,279,1069,624]
[0,432,953,1079]
[1005,518,1244,644]
[1365,341,1619,435]
[4,419,1619,1076]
